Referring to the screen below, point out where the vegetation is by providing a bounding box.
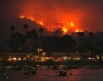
[0,23,103,58]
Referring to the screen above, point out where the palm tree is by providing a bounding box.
[38,27,44,61]
[26,29,38,40]
[10,25,15,33]
[31,29,38,39]
[39,27,44,35]
[23,24,29,51]
[88,32,95,59]
[12,32,24,51]
[70,32,86,60]
[31,29,38,53]
[75,32,85,52]
[38,27,44,47]
[23,24,29,32]
[10,25,15,51]
[25,29,38,52]
[10,25,15,37]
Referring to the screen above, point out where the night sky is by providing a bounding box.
[0,0,103,44]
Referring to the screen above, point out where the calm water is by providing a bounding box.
[1,68,103,81]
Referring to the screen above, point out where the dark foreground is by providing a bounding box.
[1,68,103,81]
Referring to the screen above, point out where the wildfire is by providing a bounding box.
[20,16,45,26]
[19,15,83,34]
[75,29,79,32]
[37,21,44,26]
[29,18,35,21]
[62,28,67,34]
[71,22,74,27]
[75,29,83,32]
[20,15,25,19]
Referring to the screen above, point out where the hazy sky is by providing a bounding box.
[0,0,103,43]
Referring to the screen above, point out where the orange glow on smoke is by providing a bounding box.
[75,29,83,32]
[71,22,74,27]
[18,1,86,34]
[37,21,44,26]
[20,16,44,26]
[20,15,25,19]
[20,16,35,21]
[62,28,67,34]
[75,29,79,32]
[20,15,83,34]
[28,17,34,21]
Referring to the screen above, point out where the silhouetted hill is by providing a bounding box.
[94,32,103,42]
[0,18,48,48]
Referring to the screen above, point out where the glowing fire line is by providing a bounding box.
[20,15,83,34]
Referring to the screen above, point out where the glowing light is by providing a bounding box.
[28,17,34,21]
[60,65,63,67]
[20,16,45,28]
[75,29,79,32]
[27,17,35,21]
[18,57,21,60]
[38,21,44,26]
[71,22,74,27]
[40,22,43,25]
[88,57,91,60]
[20,16,25,19]
[19,15,84,34]
[63,28,67,33]
[30,18,35,21]
[13,57,17,60]
[20,16,35,21]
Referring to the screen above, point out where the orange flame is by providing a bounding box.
[20,15,44,26]
[30,18,35,21]
[71,22,74,27]
[75,29,79,32]
[62,28,67,34]
[38,21,44,26]
[20,15,25,19]
[19,15,83,34]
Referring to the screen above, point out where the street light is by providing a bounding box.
[37,48,43,61]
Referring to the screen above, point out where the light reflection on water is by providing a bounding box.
[2,68,103,81]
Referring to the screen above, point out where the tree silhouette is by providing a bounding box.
[10,25,15,51]
[9,32,24,51]
[10,25,15,33]
[88,32,93,39]
[10,25,15,38]
[52,28,63,37]
[39,27,44,35]
[26,29,38,39]
[25,29,38,52]
[38,27,44,47]
[43,35,75,52]
[23,24,29,32]
[88,32,95,57]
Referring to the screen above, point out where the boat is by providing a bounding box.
[49,71,67,76]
